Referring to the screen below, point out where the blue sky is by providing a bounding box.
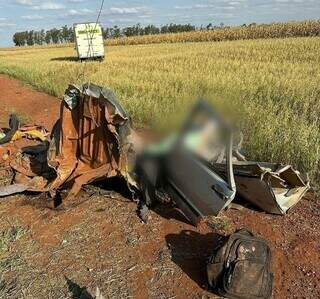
[0,0,319,46]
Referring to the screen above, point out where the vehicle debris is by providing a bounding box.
[0,83,310,225]
[0,83,140,201]
[0,114,20,145]
[137,101,237,225]
[11,124,49,142]
[137,101,310,223]
[213,162,310,215]
[46,83,139,202]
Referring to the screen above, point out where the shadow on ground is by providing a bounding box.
[65,277,93,299]
[165,230,224,288]
[51,57,79,62]
[153,203,193,225]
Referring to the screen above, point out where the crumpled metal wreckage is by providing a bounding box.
[136,101,237,224]
[213,162,309,215]
[0,83,310,225]
[137,101,310,224]
[0,83,139,202]
[47,83,139,202]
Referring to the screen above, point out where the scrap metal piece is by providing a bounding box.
[163,101,236,224]
[0,83,139,203]
[47,83,138,202]
[0,114,20,145]
[138,101,237,225]
[213,161,310,214]
[0,83,309,218]
[0,184,28,197]
[0,144,18,165]
[12,128,49,142]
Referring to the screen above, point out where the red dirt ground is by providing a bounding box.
[0,75,59,129]
[0,75,319,299]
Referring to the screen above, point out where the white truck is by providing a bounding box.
[74,22,105,61]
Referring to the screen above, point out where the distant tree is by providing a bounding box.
[50,28,60,44]
[45,30,51,44]
[123,26,135,37]
[26,30,34,46]
[33,31,42,45]
[39,29,45,45]
[13,32,22,46]
[161,25,169,34]
[206,23,213,30]
[112,26,121,38]
[12,21,225,47]
[144,24,160,35]
[68,27,75,42]
[13,32,25,46]
[60,25,68,43]
[102,27,112,39]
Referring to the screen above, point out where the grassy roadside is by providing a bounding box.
[0,37,319,186]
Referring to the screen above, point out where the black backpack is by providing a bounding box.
[207,229,273,299]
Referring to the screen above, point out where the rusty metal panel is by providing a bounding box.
[46,83,136,202]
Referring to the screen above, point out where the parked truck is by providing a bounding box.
[74,22,105,61]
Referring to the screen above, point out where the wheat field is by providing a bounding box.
[106,20,320,46]
[0,37,319,185]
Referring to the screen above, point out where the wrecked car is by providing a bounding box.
[0,83,310,225]
[46,83,139,202]
[0,83,140,202]
[137,101,237,225]
[137,101,310,223]
[213,162,309,215]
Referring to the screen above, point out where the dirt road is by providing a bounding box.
[0,76,59,130]
[0,75,319,299]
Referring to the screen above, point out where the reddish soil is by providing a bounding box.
[0,75,319,299]
[0,75,60,129]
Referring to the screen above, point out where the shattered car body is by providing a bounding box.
[213,162,310,214]
[0,83,310,225]
[0,83,139,200]
[138,101,237,225]
[47,83,138,201]
[0,115,52,193]
[138,101,310,222]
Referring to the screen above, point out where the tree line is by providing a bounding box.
[12,23,223,46]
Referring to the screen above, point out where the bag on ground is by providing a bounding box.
[207,229,273,299]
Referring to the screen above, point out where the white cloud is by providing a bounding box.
[174,4,218,10]
[66,8,93,16]
[109,7,144,15]
[68,0,84,2]
[0,22,16,27]
[175,0,246,10]
[15,0,33,5]
[108,18,135,23]
[174,5,194,9]
[21,15,44,20]
[32,2,65,10]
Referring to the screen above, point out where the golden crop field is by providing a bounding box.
[0,37,319,185]
[106,20,320,46]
